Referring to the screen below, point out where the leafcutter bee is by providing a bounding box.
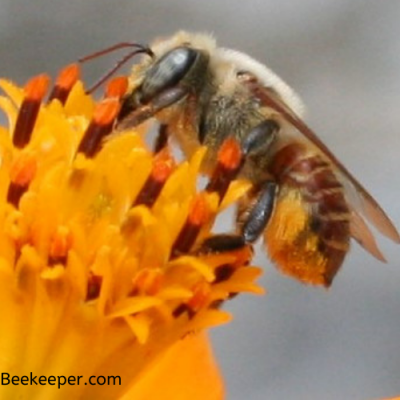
[103,31,399,287]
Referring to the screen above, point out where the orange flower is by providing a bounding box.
[0,65,263,399]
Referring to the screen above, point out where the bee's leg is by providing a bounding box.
[117,86,188,130]
[199,234,247,252]
[241,120,279,156]
[235,119,279,242]
[199,181,276,253]
[199,120,278,254]
[236,181,276,242]
[154,123,170,153]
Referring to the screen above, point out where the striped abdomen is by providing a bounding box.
[265,142,351,286]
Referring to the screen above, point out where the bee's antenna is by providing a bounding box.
[78,42,154,94]
[78,42,153,63]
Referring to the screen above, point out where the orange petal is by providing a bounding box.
[122,333,225,400]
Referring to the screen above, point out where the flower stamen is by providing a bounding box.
[134,150,174,207]
[105,76,129,99]
[206,138,244,201]
[171,193,210,258]
[77,98,120,157]
[13,74,50,148]
[7,151,38,207]
[48,63,80,104]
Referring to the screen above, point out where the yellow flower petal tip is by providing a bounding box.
[123,332,224,400]
[0,66,263,399]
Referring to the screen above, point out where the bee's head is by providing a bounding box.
[118,32,214,122]
[133,46,207,104]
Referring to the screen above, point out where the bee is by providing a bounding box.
[114,31,399,287]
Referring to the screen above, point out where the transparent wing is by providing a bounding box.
[244,79,400,259]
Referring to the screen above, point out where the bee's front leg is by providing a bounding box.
[117,86,189,130]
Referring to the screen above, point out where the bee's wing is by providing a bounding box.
[245,80,400,259]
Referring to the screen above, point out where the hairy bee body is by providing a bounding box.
[266,143,350,285]
[116,31,399,286]
[159,86,271,179]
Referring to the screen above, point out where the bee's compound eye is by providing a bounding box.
[140,47,198,102]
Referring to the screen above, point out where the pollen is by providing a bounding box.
[265,188,328,285]
[150,150,175,182]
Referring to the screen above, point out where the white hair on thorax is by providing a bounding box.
[215,47,305,116]
[150,31,305,116]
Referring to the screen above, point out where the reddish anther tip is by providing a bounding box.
[93,98,120,125]
[13,75,50,148]
[24,74,50,101]
[7,152,36,206]
[105,76,129,99]
[48,64,80,104]
[188,194,210,226]
[218,138,243,170]
[9,152,37,186]
[77,99,120,157]
[170,194,210,259]
[133,151,174,207]
[56,63,80,89]
[151,155,174,183]
[206,138,245,202]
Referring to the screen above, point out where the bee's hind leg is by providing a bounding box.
[199,181,276,253]
[236,181,276,243]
